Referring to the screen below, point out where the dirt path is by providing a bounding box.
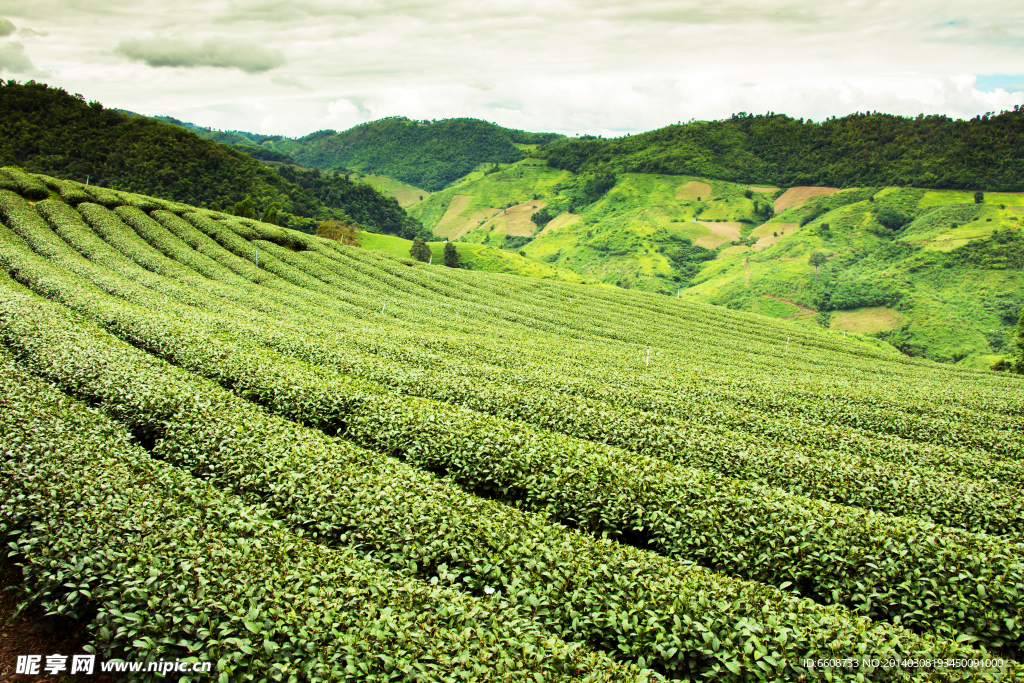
[743,258,750,287]
[767,294,818,318]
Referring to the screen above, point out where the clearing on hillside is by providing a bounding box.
[774,186,841,212]
[748,186,779,193]
[829,307,907,335]
[751,222,800,251]
[676,180,712,201]
[432,195,497,240]
[482,201,547,237]
[538,212,581,237]
[693,220,742,249]
[358,174,431,208]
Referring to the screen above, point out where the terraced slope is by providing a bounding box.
[1,171,1023,680]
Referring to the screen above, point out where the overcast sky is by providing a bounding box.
[1,1,1022,138]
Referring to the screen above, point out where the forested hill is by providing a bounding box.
[545,109,1024,191]
[0,80,426,239]
[278,117,564,191]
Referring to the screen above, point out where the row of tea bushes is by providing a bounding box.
[0,275,1005,681]
[0,350,629,682]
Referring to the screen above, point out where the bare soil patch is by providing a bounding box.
[747,186,779,194]
[830,307,907,334]
[774,186,840,212]
[693,221,741,249]
[483,201,548,237]
[751,222,800,251]
[538,212,580,237]
[433,195,497,240]
[676,181,712,201]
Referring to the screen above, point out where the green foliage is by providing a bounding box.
[531,207,553,228]
[2,177,1024,672]
[284,117,556,191]
[409,237,431,262]
[976,191,985,204]
[443,240,460,268]
[231,194,255,219]
[545,109,1024,190]
[0,80,425,242]
[0,356,623,682]
[276,165,429,240]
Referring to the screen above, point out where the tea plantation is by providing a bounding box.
[1,168,1023,681]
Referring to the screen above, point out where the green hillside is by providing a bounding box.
[2,175,1024,678]
[410,156,1024,367]
[684,187,1024,368]
[0,80,426,239]
[545,109,1024,190]
[254,117,563,192]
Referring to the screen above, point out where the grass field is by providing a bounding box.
[2,173,1024,680]
[356,174,431,208]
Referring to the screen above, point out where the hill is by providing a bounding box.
[270,117,563,191]
[545,109,1024,191]
[2,174,1024,678]
[410,156,1024,367]
[0,80,427,239]
[683,186,1024,367]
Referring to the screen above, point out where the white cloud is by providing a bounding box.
[9,0,1024,136]
[0,40,47,76]
[115,37,286,73]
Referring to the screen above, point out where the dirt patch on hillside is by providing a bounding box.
[676,181,712,201]
[830,307,906,334]
[693,221,741,249]
[774,186,840,212]
[483,201,548,237]
[748,186,779,194]
[433,195,498,240]
[538,212,580,237]
[751,222,800,251]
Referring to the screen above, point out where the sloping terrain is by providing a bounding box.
[684,187,1024,367]
[1,172,1024,678]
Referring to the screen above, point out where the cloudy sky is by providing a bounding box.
[1,0,1022,138]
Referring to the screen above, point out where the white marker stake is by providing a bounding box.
[645,345,651,367]
[381,302,386,314]
[255,245,259,269]
[785,336,790,353]
[429,254,433,265]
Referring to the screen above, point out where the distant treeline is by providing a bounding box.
[282,117,563,191]
[0,80,427,238]
[545,110,1024,191]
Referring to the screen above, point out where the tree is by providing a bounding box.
[809,250,827,282]
[316,220,361,246]
[975,191,985,204]
[443,241,460,268]
[531,207,553,228]
[232,195,255,219]
[262,202,281,225]
[410,238,431,262]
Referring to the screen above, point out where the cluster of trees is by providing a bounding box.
[408,239,461,267]
[315,219,361,246]
[283,117,558,191]
[0,80,426,240]
[276,165,429,240]
[544,108,1024,191]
